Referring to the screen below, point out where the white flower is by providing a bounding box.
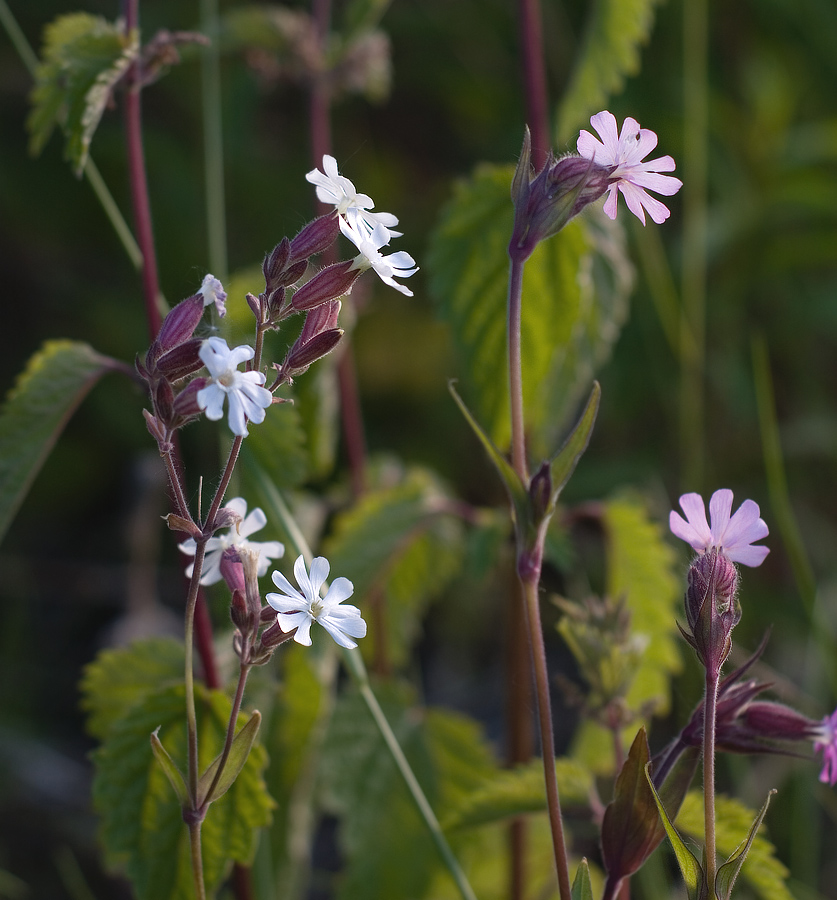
[577,110,682,225]
[196,337,273,436]
[306,154,401,237]
[266,555,367,649]
[179,497,284,585]
[339,216,418,297]
[199,274,227,317]
[669,489,769,567]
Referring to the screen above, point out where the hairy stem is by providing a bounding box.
[189,821,207,900]
[184,542,208,803]
[507,255,528,481]
[703,668,719,891]
[522,573,572,900]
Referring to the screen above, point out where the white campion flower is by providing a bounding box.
[266,555,367,649]
[577,110,683,225]
[196,337,273,437]
[339,215,418,297]
[179,497,284,585]
[199,273,227,317]
[306,154,401,237]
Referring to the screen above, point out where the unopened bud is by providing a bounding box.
[172,377,206,419]
[529,462,553,524]
[290,214,340,260]
[219,548,245,594]
[230,589,253,634]
[285,329,344,374]
[291,261,359,311]
[154,378,175,422]
[155,339,204,381]
[246,291,262,320]
[263,238,292,290]
[157,294,205,351]
[682,548,740,675]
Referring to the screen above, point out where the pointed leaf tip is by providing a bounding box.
[150,728,190,807]
[549,380,600,507]
[715,789,776,900]
[198,710,262,806]
[571,858,594,900]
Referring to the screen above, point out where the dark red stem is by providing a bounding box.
[517,0,550,170]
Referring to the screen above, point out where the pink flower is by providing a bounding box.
[577,111,682,225]
[814,708,837,786]
[669,489,769,567]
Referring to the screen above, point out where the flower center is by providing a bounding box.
[218,370,236,388]
[310,598,324,619]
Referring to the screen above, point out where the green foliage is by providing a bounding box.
[28,13,138,174]
[81,640,274,900]
[318,684,496,900]
[572,858,594,900]
[442,757,593,831]
[571,494,682,770]
[677,792,794,900]
[556,0,663,141]
[427,164,631,457]
[323,465,464,668]
[0,340,115,545]
[241,401,309,491]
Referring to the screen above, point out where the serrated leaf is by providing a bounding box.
[28,13,139,174]
[319,685,495,900]
[323,467,464,667]
[644,763,704,899]
[443,757,593,831]
[92,683,273,900]
[80,637,185,740]
[556,0,663,141]
[572,859,594,900]
[428,164,630,457]
[677,791,794,900]
[0,340,118,546]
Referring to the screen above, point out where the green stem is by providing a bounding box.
[507,254,528,481]
[189,821,207,900]
[522,573,572,900]
[184,541,208,804]
[703,668,719,893]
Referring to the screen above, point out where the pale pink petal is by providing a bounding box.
[709,490,734,544]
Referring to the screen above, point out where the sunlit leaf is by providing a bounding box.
[0,340,118,546]
[556,0,664,141]
[28,13,139,174]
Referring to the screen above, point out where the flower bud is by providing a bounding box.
[246,291,262,320]
[155,338,204,382]
[263,238,292,291]
[157,294,205,352]
[291,261,359,311]
[219,548,245,594]
[171,377,206,420]
[154,378,175,423]
[529,462,552,524]
[681,548,740,676]
[284,328,344,374]
[510,128,612,262]
[290,213,340,260]
[230,589,253,635]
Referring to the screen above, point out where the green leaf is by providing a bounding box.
[319,685,495,900]
[556,0,664,141]
[442,757,593,831]
[677,792,794,900]
[80,637,185,740]
[92,683,273,900]
[28,13,139,174]
[428,164,630,457]
[150,730,190,808]
[571,859,594,900]
[548,380,601,506]
[715,790,776,900]
[448,382,529,531]
[240,401,309,491]
[199,710,262,805]
[644,763,704,899]
[0,340,116,546]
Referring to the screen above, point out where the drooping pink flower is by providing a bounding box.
[577,111,682,225]
[814,707,837,786]
[669,489,769,567]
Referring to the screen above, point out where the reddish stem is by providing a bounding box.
[517,0,550,170]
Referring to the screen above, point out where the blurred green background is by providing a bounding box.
[1,0,837,897]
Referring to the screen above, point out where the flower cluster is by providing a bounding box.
[306,155,418,296]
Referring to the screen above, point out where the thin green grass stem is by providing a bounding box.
[246,463,480,900]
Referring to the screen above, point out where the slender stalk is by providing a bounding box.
[507,255,528,481]
[702,668,719,892]
[189,822,207,900]
[516,0,549,170]
[184,542,207,804]
[680,0,708,488]
[522,574,572,900]
[203,662,251,805]
[200,0,228,279]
